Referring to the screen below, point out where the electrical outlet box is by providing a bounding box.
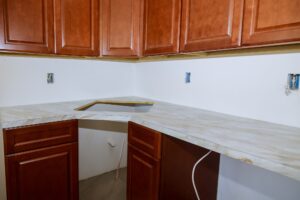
[185,72,191,83]
[47,73,54,84]
[288,74,299,90]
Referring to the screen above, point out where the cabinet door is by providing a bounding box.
[102,0,143,57]
[180,0,244,52]
[0,0,54,53]
[160,135,220,200]
[143,0,181,55]
[127,145,160,200]
[54,0,99,56]
[243,0,300,45]
[6,143,78,200]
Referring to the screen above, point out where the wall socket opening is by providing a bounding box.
[185,72,191,83]
[47,73,54,84]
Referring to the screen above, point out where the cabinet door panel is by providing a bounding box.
[243,0,300,45]
[127,145,160,200]
[160,135,220,200]
[54,0,99,56]
[6,143,78,200]
[102,0,143,57]
[0,0,54,53]
[143,0,181,55]
[180,0,244,52]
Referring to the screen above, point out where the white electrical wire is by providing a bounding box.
[192,150,212,200]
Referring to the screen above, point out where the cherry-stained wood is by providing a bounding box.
[180,0,244,52]
[4,120,79,200]
[143,0,181,55]
[160,135,220,200]
[243,0,300,45]
[128,121,161,159]
[54,0,99,56]
[5,143,78,200]
[0,0,54,53]
[127,145,160,200]
[3,120,78,155]
[127,122,162,200]
[102,0,143,57]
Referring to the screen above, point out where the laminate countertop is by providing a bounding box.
[1,96,300,182]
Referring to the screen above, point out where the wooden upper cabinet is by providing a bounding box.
[243,0,300,45]
[0,0,54,53]
[180,0,244,52]
[54,0,99,56]
[143,0,181,55]
[102,0,143,57]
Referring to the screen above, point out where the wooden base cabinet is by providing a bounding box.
[127,122,220,200]
[160,135,220,200]
[127,122,162,200]
[3,120,79,200]
[127,145,161,200]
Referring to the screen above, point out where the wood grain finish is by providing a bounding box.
[54,0,99,56]
[127,145,160,200]
[4,120,79,200]
[127,122,162,200]
[102,0,143,57]
[0,0,54,53]
[143,0,181,55]
[243,0,300,45]
[3,120,78,155]
[5,143,78,200]
[180,0,244,52]
[128,121,161,159]
[160,135,220,200]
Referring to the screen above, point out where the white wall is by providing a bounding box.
[1,53,300,199]
[0,55,135,106]
[0,55,135,187]
[134,53,300,200]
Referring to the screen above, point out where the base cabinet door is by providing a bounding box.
[243,0,300,45]
[0,0,54,53]
[5,143,78,200]
[127,145,160,200]
[160,135,220,200]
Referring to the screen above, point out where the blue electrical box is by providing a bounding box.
[288,74,300,90]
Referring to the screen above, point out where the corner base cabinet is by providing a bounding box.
[160,135,220,200]
[127,122,162,200]
[127,122,220,200]
[3,120,79,200]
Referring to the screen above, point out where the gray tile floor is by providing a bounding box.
[80,168,127,200]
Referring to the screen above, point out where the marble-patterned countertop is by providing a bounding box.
[1,96,300,182]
